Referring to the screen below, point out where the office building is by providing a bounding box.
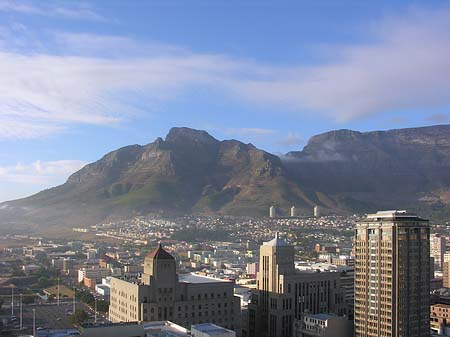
[431,233,446,271]
[248,234,346,337]
[354,210,430,337]
[109,244,241,334]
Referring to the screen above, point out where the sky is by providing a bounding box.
[0,0,450,202]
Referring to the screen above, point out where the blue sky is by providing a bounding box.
[0,0,450,202]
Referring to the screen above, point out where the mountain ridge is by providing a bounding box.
[2,124,450,230]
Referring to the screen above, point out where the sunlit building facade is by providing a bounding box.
[354,210,430,337]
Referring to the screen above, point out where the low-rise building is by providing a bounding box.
[431,303,450,336]
[294,313,353,337]
[78,267,111,283]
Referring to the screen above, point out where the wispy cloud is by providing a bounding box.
[0,118,64,140]
[0,159,86,202]
[426,113,449,124]
[224,128,277,137]
[234,8,450,121]
[278,132,302,147]
[0,1,104,21]
[1,7,450,139]
[0,160,86,184]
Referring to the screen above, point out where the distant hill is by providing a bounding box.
[2,124,450,231]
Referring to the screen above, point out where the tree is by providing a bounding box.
[23,295,35,305]
[11,268,25,277]
[70,309,88,325]
[96,300,109,313]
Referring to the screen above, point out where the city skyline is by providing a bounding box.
[1,1,450,201]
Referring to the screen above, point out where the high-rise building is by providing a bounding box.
[290,206,296,217]
[248,234,346,337]
[443,261,450,288]
[354,210,430,337]
[430,233,446,271]
[109,244,241,334]
[444,252,450,264]
[313,206,320,218]
[269,206,276,218]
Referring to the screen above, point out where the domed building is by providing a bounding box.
[109,243,241,335]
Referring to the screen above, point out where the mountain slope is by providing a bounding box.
[2,124,450,231]
[0,128,315,229]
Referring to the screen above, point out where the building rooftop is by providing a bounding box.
[35,329,80,337]
[191,323,233,335]
[143,321,188,337]
[433,288,450,297]
[81,322,139,329]
[432,303,450,308]
[179,273,231,284]
[146,243,174,260]
[305,313,337,321]
[263,232,289,247]
[364,210,427,222]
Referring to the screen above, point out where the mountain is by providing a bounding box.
[284,125,450,219]
[0,127,317,230]
[2,124,450,231]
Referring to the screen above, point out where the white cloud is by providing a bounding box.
[0,118,64,140]
[278,132,302,147]
[0,50,245,138]
[1,7,450,139]
[0,160,86,184]
[233,8,450,121]
[0,1,104,21]
[0,159,86,202]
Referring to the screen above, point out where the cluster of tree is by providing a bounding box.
[11,266,25,277]
[32,267,61,288]
[70,309,88,325]
[76,288,109,313]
